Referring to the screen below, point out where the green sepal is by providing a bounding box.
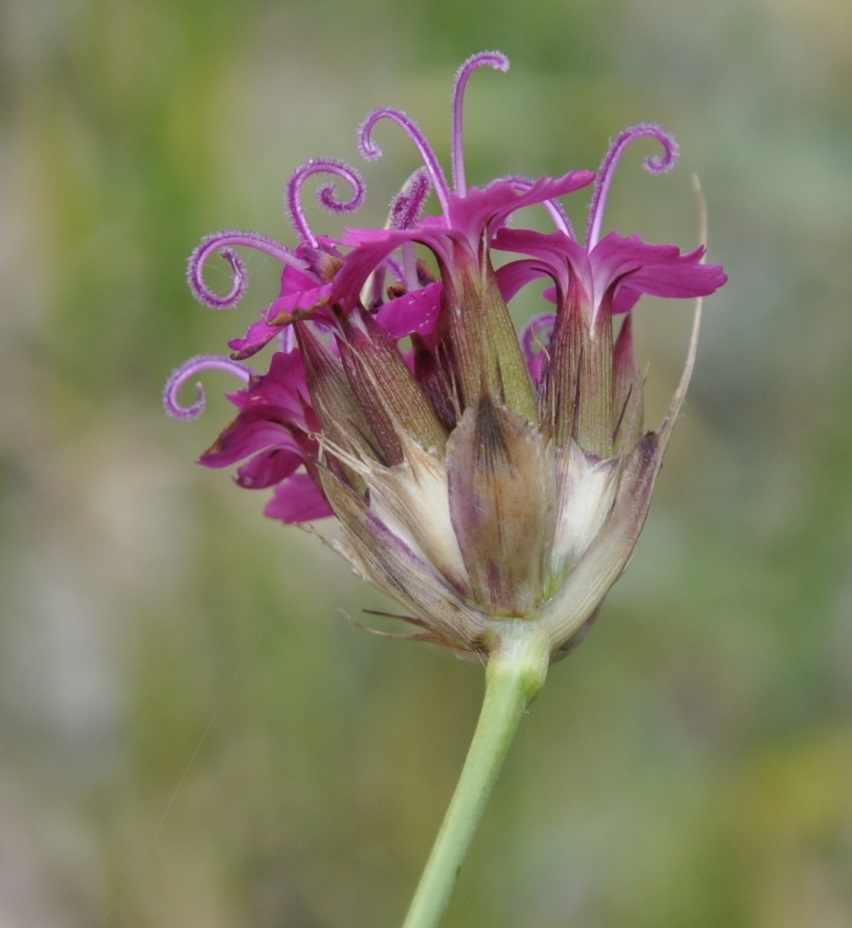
[441,242,538,425]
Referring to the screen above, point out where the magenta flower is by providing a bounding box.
[165,52,726,658]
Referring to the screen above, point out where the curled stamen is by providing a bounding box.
[451,51,510,197]
[286,158,366,249]
[390,169,431,230]
[358,108,451,218]
[503,176,577,238]
[587,123,679,248]
[163,354,252,420]
[189,230,301,310]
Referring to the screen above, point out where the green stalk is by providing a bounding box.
[400,621,550,928]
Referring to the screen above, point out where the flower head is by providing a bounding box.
[165,52,726,659]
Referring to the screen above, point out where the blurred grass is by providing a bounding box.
[1,0,851,926]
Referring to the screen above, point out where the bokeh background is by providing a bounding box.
[2,0,851,926]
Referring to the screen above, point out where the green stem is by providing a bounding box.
[400,621,551,928]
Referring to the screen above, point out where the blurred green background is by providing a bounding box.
[1,0,851,925]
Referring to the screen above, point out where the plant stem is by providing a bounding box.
[400,621,550,928]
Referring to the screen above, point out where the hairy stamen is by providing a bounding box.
[286,158,366,249]
[390,169,431,230]
[163,355,251,420]
[358,108,452,218]
[451,51,510,197]
[188,231,299,310]
[586,123,679,248]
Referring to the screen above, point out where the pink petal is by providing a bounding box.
[264,282,333,324]
[228,318,282,360]
[200,414,303,469]
[446,172,594,244]
[264,473,333,523]
[375,282,443,340]
[235,447,304,489]
[226,351,311,420]
[333,229,418,308]
[591,232,728,313]
[279,262,322,296]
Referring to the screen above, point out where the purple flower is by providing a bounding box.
[165,52,726,658]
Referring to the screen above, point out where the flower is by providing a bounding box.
[165,51,727,660]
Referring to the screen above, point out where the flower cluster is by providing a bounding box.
[165,52,726,659]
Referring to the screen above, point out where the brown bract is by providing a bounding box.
[305,278,702,661]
